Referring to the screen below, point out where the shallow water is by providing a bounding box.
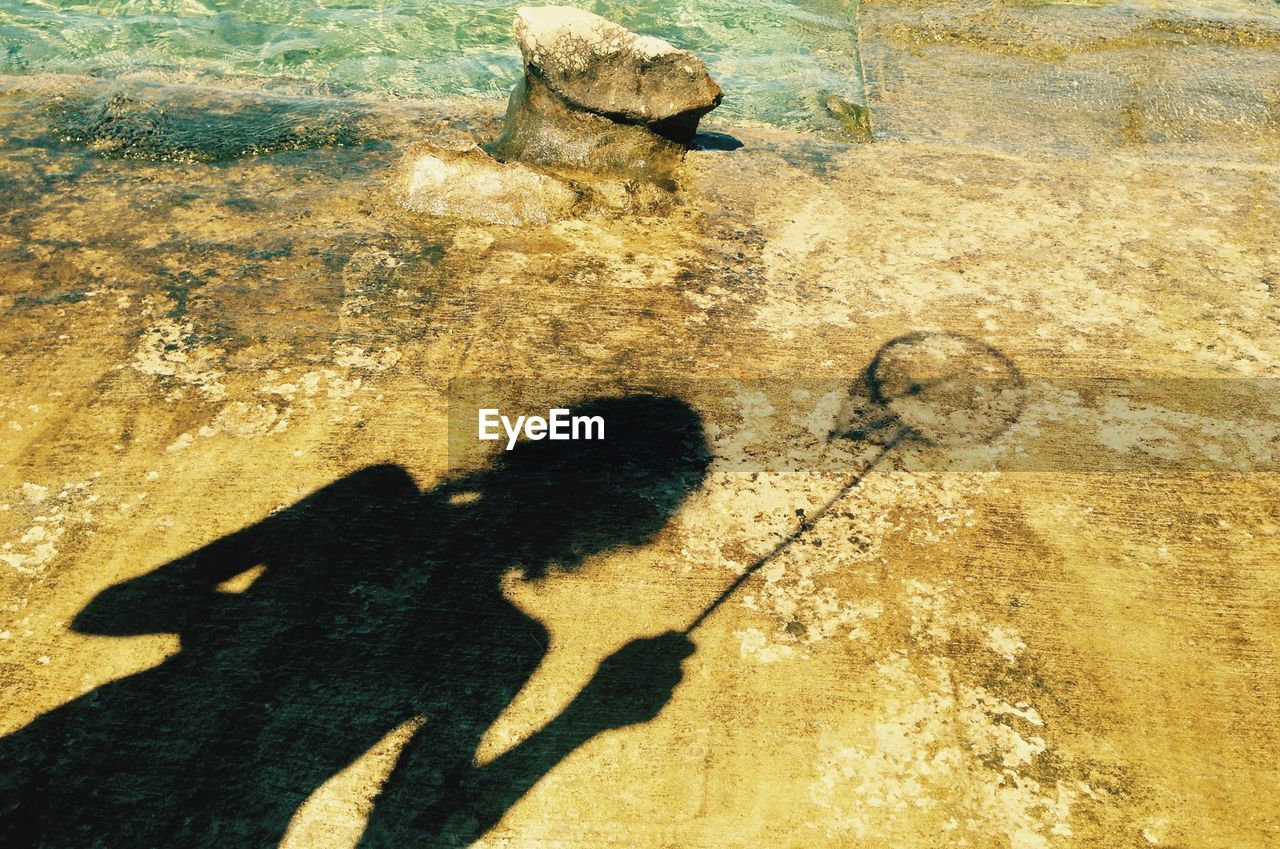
[860,0,1280,155]
[0,0,867,133]
[3,0,1277,147]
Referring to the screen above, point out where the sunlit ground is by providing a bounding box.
[2,0,1279,845]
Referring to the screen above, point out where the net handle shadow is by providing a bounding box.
[683,431,906,636]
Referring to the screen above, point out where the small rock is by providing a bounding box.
[395,142,579,226]
[21,482,49,504]
[487,6,723,185]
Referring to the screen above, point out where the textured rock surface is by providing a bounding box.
[512,5,722,127]
[487,6,723,184]
[395,142,578,226]
[394,139,678,224]
[3,50,1280,849]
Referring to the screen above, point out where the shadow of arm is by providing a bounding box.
[357,707,596,849]
[72,464,420,637]
[358,633,693,848]
[71,522,268,636]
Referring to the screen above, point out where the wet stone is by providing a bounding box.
[486,5,723,185]
[50,88,370,162]
[395,142,579,227]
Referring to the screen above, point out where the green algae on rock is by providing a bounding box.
[51,87,372,163]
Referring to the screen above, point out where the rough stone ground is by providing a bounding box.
[1,7,1279,844]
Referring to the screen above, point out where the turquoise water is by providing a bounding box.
[0,0,867,132]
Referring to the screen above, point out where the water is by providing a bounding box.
[860,0,1280,156]
[0,0,868,133]
[1,0,1276,151]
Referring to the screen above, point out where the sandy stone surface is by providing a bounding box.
[1,47,1278,849]
[396,142,580,226]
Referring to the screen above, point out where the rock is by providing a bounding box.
[512,6,722,128]
[394,142,578,226]
[395,8,720,222]
[486,6,723,185]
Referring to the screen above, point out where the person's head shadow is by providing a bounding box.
[3,393,711,849]
[438,393,712,580]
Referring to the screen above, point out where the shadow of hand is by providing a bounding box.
[568,632,695,733]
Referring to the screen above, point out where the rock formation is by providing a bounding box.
[486,6,723,186]
[397,7,720,223]
[395,142,578,227]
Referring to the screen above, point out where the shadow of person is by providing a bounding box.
[0,394,711,849]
